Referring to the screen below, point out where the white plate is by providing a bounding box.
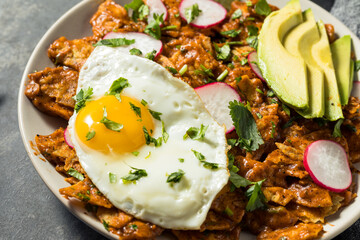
[18,0,360,239]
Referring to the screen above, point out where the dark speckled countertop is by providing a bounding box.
[0,0,359,239]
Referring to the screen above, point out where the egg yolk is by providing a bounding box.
[75,95,154,154]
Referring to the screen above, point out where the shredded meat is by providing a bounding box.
[25,67,77,120]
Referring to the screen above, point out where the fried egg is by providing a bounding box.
[67,47,229,230]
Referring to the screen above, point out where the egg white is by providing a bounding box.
[67,47,229,230]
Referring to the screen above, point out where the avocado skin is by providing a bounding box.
[312,21,343,121]
[258,0,309,110]
[284,9,325,118]
[331,35,352,105]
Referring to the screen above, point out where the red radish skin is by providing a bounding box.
[351,81,360,98]
[248,51,266,82]
[147,0,168,25]
[103,32,163,58]
[303,140,352,193]
[179,0,227,29]
[195,82,241,133]
[64,127,74,149]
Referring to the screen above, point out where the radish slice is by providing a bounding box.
[147,0,168,25]
[303,140,352,192]
[351,81,360,98]
[248,51,265,82]
[64,128,74,149]
[103,32,163,58]
[195,82,241,133]
[179,0,227,29]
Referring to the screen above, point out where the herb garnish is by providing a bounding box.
[107,77,130,101]
[192,149,205,161]
[74,87,93,112]
[102,220,110,231]
[229,101,264,151]
[255,0,271,16]
[247,25,259,36]
[162,121,169,143]
[149,109,162,120]
[145,13,164,39]
[121,167,148,184]
[246,36,258,49]
[224,206,234,216]
[138,4,149,20]
[129,102,141,118]
[94,38,135,47]
[145,50,157,60]
[355,60,360,72]
[100,107,124,132]
[129,48,142,56]
[109,172,117,183]
[185,3,202,23]
[132,151,140,156]
[143,126,162,147]
[231,9,242,20]
[167,169,185,184]
[86,131,96,141]
[214,44,231,61]
[67,168,84,181]
[191,149,219,170]
[141,99,148,106]
[130,224,138,230]
[221,29,242,38]
[179,158,184,163]
[124,0,146,21]
[183,124,208,140]
[166,66,178,74]
[333,118,344,137]
[195,64,214,78]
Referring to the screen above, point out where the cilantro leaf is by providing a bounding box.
[231,9,242,20]
[255,0,271,16]
[107,77,130,101]
[145,50,157,60]
[109,172,117,183]
[129,102,141,118]
[102,220,110,231]
[143,126,162,147]
[229,100,264,151]
[86,131,96,141]
[191,149,205,161]
[149,109,162,120]
[121,167,148,184]
[185,3,202,23]
[100,107,124,132]
[67,168,84,181]
[194,64,214,78]
[145,13,164,39]
[224,206,234,216]
[166,66,178,74]
[221,29,242,38]
[132,151,140,156]
[245,179,267,211]
[333,118,344,137]
[129,48,142,56]
[247,25,259,36]
[94,38,135,47]
[162,121,169,143]
[202,161,219,170]
[124,0,145,21]
[214,44,231,61]
[74,87,93,112]
[167,169,185,183]
[138,4,149,20]
[141,99,148,106]
[246,36,258,49]
[183,124,208,140]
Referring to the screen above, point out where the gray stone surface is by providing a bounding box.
[0,0,358,239]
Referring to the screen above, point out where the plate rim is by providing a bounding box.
[17,0,360,239]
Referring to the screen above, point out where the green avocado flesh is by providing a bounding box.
[258,0,309,110]
[283,9,324,118]
[312,21,343,121]
[331,35,352,105]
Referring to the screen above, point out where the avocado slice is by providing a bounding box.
[331,35,352,105]
[312,21,343,121]
[283,9,324,118]
[258,0,309,110]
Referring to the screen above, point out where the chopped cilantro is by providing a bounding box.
[132,151,140,156]
[141,99,148,106]
[102,220,110,231]
[130,224,138,230]
[129,102,141,118]
[167,169,185,183]
[179,158,185,163]
[231,9,242,20]
[166,66,178,74]
[109,172,117,183]
[229,100,264,151]
[100,107,123,132]
[255,88,264,94]
[138,4,149,20]
[145,50,157,60]
[247,25,259,36]
[256,112,263,119]
[94,38,135,47]
[121,167,148,184]
[221,29,242,38]
[214,44,231,61]
[185,3,202,24]
[86,131,96,141]
[227,63,235,69]
[77,193,90,202]
[129,48,142,56]
[124,0,145,21]
[107,77,130,101]
[145,13,164,39]
[191,149,205,161]
[255,0,272,16]
[149,109,162,120]
[74,87,93,112]
[195,64,214,78]
[143,126,162,147]
[224,206,234,216]
[183,124,208,141]
[235,76,242,83]
[202,161,219,170]
[267,89,275,97]
[67,168,84,181]
[246,36,258,49]
[333,118,344,137]
[245,179,267,211]
[162,121,169,143]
